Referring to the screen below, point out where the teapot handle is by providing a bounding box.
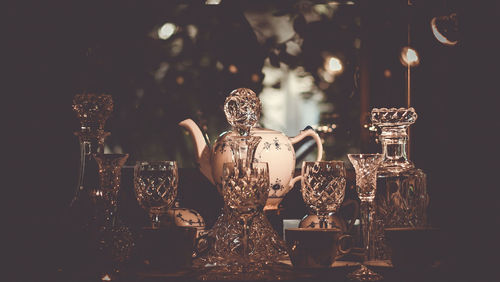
[288,129,323,188]
[289,129,323,161]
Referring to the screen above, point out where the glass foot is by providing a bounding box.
[194,260,295,281]
[347,264,383,281]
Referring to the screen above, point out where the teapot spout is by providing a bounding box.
[178,119,214,184]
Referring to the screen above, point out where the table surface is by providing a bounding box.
[49,258,454,282]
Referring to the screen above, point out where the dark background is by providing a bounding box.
[5,0,499,280]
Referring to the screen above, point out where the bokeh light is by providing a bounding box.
[205,0,222,5]
[158,22,176,40]
[384,69,391,78]
[431,13,459,46]
[228,64,238,74]
[400,47,419,67]
[325,56,343,74]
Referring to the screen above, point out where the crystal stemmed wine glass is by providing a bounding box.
[347,154,384,281]
[221,162,270,262]
[134,161,178,229]
[301,161,346,228]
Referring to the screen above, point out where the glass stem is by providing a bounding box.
[318,213,329,228]
[151,213,161,229]
[71,140,90,207]
[241,216,249,258]
[361,200,376,262]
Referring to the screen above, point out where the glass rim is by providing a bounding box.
[302,160,344,165]
[135,160,177,164]
[347,153,383,157]
[135,160,177,168]
[222,161,268,167]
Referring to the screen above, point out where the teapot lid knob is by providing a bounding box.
[223,88,261,136]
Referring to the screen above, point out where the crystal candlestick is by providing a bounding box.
[347,154,384,282]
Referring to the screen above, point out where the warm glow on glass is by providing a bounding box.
[205,0,222,4]
[325,56,343,74]
[102,274,111,281]
[400,47,420,67]
[158,22,176,40]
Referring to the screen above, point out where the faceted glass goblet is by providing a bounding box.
[347,154,384,281]
[134,161,178,229]
[301,161,346,228]
[221,162,270,262]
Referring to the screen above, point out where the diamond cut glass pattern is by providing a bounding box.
[348,154,384,202]
[134,161,178,228]
[301,161,346,228]
[224,88,262,136]
[370,107,429,260]
[72,93,113,131]
[222,162,270,216]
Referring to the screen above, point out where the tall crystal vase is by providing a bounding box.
[93,154,134,264]
[371,107,429,260]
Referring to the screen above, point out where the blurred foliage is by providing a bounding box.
[74,0,361,166]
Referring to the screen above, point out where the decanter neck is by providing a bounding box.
[379,126,414,171]
[75,130,110,155]
[227,135,262,169]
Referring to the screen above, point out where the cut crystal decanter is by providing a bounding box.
[71,93,113,228]
[371,107,429,260]
[194,89,289,280]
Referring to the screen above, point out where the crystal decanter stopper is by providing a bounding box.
[224,88,261,136]
[371,107,429,260]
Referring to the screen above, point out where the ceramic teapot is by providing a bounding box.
[179,118,323,210]
[161,202,207,238]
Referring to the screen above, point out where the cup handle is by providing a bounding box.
[337,234,352,255]
[192,233,212,259]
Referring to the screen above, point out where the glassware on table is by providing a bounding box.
[371,107,429,260]
[301,161,346,228]
[93,154,134,266]
[347,153,384,281]
[222,162,270,262]
[134,161,178,229]
[70,94,113,226]
[194,135,289,280]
